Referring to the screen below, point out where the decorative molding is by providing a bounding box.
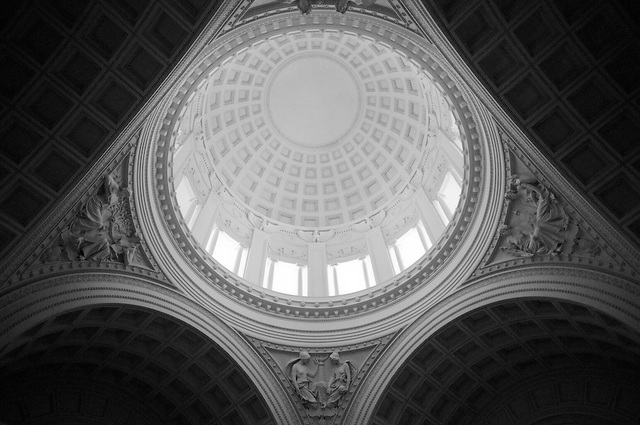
[498,175,601,258]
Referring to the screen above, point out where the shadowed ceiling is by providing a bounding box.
[421,0,640,244]
[0,305,276,425]
[372,298,640,425]
[0,0,226,263]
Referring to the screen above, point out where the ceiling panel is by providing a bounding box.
[423,0,640,243]
[0,0,226,262]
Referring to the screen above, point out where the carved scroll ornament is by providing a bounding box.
[500,176,600,258]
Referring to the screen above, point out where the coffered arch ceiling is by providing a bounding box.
[371,298,640,425]
[420,0,640,243]
[0,304,276,425]
[0,0,237,269]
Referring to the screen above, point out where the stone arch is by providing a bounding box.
[0,274,299,424]
[345,266,640,424]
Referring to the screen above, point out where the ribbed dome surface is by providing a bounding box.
[201,30,430,228]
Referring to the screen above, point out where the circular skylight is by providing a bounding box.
[166,20,470,300]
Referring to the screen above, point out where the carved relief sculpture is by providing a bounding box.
[287,351,357,423]
[290,351,321,405]
[281,0,376,15]
[500,176,600,257]
[322,352,354,408]
[42,174,140,264]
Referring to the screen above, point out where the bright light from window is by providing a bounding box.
[175,177,197,224]
[449,110,460,136]
[417,221,432,250]
[440,172,461,215]
[212,230,245,277]
[434,201,450,225]
[328,256,371,295]
[392,227,427,272]
[270,260,301,296]
[300,266,308,296]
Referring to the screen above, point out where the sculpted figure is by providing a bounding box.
[321,352,355,408]
[287,350,358,413]
[335,0,350,13]
[289,351,320,406]
[299,0,311,14]
[500,228,539,257]
[336,0,377,13]
[280,0,376,14]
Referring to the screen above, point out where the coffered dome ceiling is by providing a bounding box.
[152,11,488,308]
[191,30,434,228]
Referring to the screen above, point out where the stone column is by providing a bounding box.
[190,193,219,246]
[308,244,329,297]
[364,226,394,284]
[245,229,269,287]
[392,243,404,271]
[172,137,195,177]
[436,129,463,184]
[414,187,446,243]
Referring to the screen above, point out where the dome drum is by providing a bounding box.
[148,11,495,327]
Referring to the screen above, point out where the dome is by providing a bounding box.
[160,12,479,305]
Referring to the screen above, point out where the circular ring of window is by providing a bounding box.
[152,11,499,322]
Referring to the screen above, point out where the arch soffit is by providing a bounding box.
[344,265,640,425]
[0,274,300,425]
